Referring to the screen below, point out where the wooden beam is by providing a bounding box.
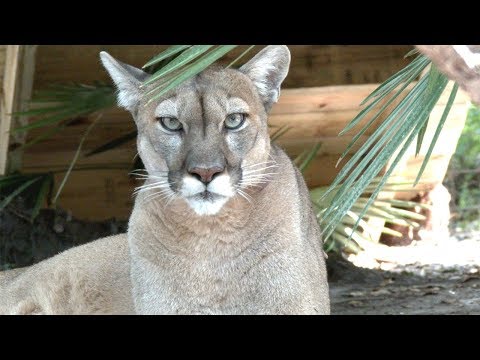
[0,45,37,175]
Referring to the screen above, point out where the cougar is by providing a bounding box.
[0,46,330,314]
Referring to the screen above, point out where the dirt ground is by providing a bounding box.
[2,202,479,315]
[328,231,480,315]
[0,200,127,270]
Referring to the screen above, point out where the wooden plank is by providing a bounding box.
[33,45,413,90]
[0,45,37,175]
[52,169,137,220]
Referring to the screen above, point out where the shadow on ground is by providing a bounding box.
[328,253,480,315]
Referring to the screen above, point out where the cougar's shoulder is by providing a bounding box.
[0,234,133,315]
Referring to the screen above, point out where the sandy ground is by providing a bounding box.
[329,230,480,315]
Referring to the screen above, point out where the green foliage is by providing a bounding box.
[452,106,480,169]
[15,84,115,134]
[0,173,54,222]
[143,45,243,103]
[321,57,457,242]
[294,143,322,172]
[289,135,423,253]
[445,105,480,230]
[311,178,429,253]
[86,131,138,157]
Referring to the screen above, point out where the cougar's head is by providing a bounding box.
[100,46,290,216]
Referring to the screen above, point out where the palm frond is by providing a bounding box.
[85,130,138,157]
[14,83,116,133]
[296,142,322,173]
[227,45,256,68]
[52,115,101,206]
[142,45,192,69]
[270,124,291,142]
[143,45,254,104]
[143,45,215,86]
[311,178,427,253]
[321,55,457,242]
[0,173,54,221]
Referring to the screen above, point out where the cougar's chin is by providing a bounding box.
[185,194,229,216]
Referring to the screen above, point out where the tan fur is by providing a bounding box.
[0,235,133,314]
[0,46,330,314]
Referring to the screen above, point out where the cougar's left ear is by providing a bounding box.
[100,51,149,112]
[240,45,291,112]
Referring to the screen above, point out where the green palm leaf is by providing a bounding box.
[311,177,427,253]
[142,45,192,69]
[145,45,238,104]
[321,55,457,243]
[0,176,42,210]
[86,130,138,157]
[14,84,116,133]
[143,45,214,86]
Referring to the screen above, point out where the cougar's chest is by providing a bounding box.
[131,233,278,314]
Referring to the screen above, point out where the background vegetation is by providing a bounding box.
[445,105,480,231]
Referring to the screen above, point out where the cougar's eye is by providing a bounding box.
[225,113,246,130]
[157,117,183,132]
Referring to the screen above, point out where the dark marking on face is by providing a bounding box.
[198,93,206,139]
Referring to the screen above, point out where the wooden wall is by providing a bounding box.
[32,45,412,89]
[5,45,469,221]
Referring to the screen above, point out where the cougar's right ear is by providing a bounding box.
[100,51,149,112]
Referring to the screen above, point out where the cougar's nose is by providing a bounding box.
[188,166,224,184]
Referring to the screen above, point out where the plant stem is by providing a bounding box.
[52,114,101,207]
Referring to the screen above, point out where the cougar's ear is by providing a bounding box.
[240,45,291,111]
[100,51,149,112]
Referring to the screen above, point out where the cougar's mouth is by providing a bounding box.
[200,190,215,200]
[192,190,224,202]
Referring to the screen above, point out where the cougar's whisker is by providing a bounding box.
[242,160,277,169]
[133,180,176,198]
[143,188,173,203]
[134,181,170,189]
[163,193,177,208]
[242,165,279,175]
[240,178,271,185]
[236,187,252,203]
[133,182,171,194]
[242,172,278,179]
[133,176,169,182]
